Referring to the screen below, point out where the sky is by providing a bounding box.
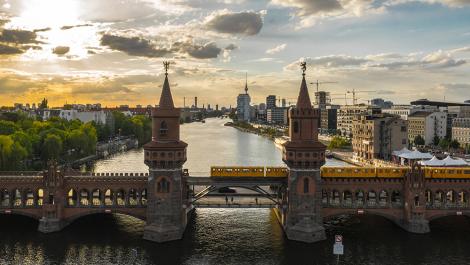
[0,0,469,108]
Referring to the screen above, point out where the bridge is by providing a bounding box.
[1,62,470,243]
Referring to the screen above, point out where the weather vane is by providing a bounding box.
[163,61,170,75]
[300,61,307,76]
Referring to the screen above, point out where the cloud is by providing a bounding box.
[285,48,467,71]
[436,83,470,94]
[176,41,222,59]
[0,29,39,44]
[101,33,224,59]
[53,46,70,55]
[266,43,287,54]
[60,24,93,30]
[205,11,263,35]
[270,0,385,29]
[0,43,23,54]
[225,43,238,50]
[100,33,170,58]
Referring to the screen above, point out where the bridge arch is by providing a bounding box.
[192,185,280,205]
[0,210,41,221]
[428,212,470,222]
[323,209,402,227]
[64,209,146,226]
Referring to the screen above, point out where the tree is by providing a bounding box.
[39,98,48,109]
[0,120,20,135]
[414,135,425,146]
[41,134,63,162]
[0,135,13,170]
[449,139,460,150]
[433,135,440,146]
[438,138,450,150]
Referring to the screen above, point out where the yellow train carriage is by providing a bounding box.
[376,167,408,178]
[265,167,288,177]
[210,166,265,177]
[321,167,376,178]
[425,167,470,179]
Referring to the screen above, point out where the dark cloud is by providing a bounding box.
[184,42,221,59]
[0,43,23,54]
[101,33,223,59]
[100,34,170,58]
[53,46,70,55]
[272,0,342,16]
[206,11,263,36]
[61,24,93,30]
[225,43,238,50]
[34,27,51,32]
[0,29,39,44]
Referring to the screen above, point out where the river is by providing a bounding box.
[1,118,470,265]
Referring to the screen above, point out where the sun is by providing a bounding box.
[8,0,80,30]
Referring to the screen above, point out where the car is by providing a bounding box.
[218,187,236,193]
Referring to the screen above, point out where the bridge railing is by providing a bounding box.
[0,171,43,176]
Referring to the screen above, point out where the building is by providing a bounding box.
[371,98,393,109]
[319,105,339,134]
[236,79,251,122]
[266,95,276,109]
[452,118,470,148]
[337,104,381,137]
[314,91,330,109]
[408,111,447,145]
[352,114,408,161]
[267,107,288,125]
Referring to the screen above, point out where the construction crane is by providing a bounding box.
[347,89,376,105]
[309,80,338,93]
[330,93,350,105]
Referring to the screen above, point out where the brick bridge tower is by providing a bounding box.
[143,61,189,242]
[281,62,327,243]
[38,161,66,232]
[402,163,430,233]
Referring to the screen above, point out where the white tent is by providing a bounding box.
[421,156,445,166]
[442,156,468,166]
[392,147,411,156]
[399,150,433,160]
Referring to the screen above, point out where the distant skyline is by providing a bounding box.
[0,0,470,107]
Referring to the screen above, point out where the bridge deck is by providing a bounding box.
[194,203,277,208]
[185,176,286,186]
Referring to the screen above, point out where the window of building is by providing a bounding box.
[293,121,299,133]
[157,178,170,193]
[303,178,309,194]
[160,121,168,136]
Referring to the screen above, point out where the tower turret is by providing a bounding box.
[279,61,327,243]
[143,61,189,243]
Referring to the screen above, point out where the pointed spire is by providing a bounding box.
[159,61,175,109]
[244,72,248,94]
[296,61,312,109]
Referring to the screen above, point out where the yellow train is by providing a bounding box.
[210,166,470,179]
[210,166,288,177]
[321,166,470,179]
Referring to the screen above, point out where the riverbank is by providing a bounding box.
[72,137,139,168]
[224,121,280,140]
[225,121,358,166]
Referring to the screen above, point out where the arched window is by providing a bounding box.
[160,121,168,136]
[303,177,309,194]
[293,121,299,133]
[157,178,170,193]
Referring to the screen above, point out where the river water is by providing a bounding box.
[1,118,470,265]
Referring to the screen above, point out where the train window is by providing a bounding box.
[464,170,470,174]
[447,170,455,174]
[457,170,462,174]
[354,169,359,173]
